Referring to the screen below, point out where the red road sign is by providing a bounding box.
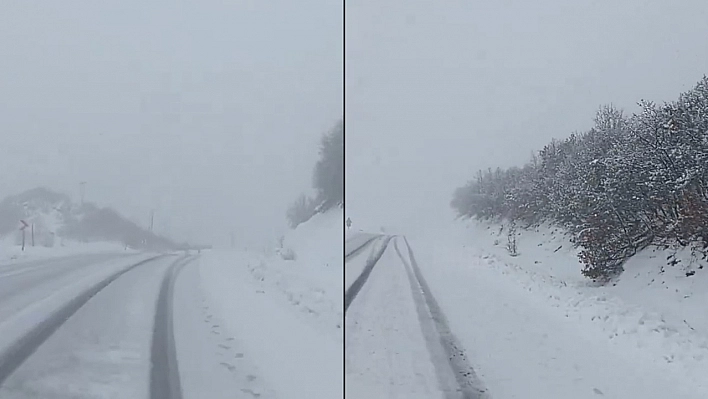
[19,220,29,230]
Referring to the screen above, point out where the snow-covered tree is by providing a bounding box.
[450,77,708,280]
[313,119,343,211]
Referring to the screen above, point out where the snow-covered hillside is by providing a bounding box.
[456,218,708,334]
[0,187,181,252]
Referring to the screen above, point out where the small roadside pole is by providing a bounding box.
[31,223,35,247]
[19,220,29,251]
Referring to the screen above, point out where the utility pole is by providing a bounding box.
[79,181,87,206]
[19,220,28,251]
[149,210,155,233]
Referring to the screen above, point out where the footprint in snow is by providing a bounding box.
[220,362,236,372]
[241,388,261,398]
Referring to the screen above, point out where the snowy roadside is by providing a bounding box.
[196,210,343,398]
[245,210,344,336]
[175,256,278,399]
[0,239,138,265]
[406,219,708,396]
[198,249,342,399]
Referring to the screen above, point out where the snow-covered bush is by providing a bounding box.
[452,77,708,280]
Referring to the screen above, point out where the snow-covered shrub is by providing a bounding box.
[280,247,297,261]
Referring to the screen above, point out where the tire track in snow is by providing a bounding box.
[150,255,195,399]
[0,254,166,386]
[345,234,382,262]
[398,237,489,399]
[393,238,460,399]
[344,235,395,315]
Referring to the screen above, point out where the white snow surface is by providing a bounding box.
[263,209,344,335]
[401,218,708,398]
[345,239,445,399]
[175,257,279,399]
[344,235,386,290]
[0,237,135,264]
[0,253,158,371]
[345,232,380,255]
[0,256,175,398]
[198,209,343,399]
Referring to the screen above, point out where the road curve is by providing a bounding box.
[344,235,395,314]
[345,234,381,261]
[0,254,166,386]
[151,255,195,399]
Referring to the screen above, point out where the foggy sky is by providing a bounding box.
[345,0,708,233]
[0,1,342,247]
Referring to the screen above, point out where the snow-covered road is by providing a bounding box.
[346,231,708,399]
[0,251,278,398]
[345,235,486,399]
[344,233,380,261]
[0,254,177,397]
[0,253,139,322]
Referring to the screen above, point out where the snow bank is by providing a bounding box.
[254,208,344,335]
[221,208,344,339]
[199,248,342,399]
[417,218,708,392]
[197,208,343,398]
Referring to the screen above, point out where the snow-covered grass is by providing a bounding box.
[406,217,708,397]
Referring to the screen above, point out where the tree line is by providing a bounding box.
[286,119,343,229]
[451,77,708,280]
